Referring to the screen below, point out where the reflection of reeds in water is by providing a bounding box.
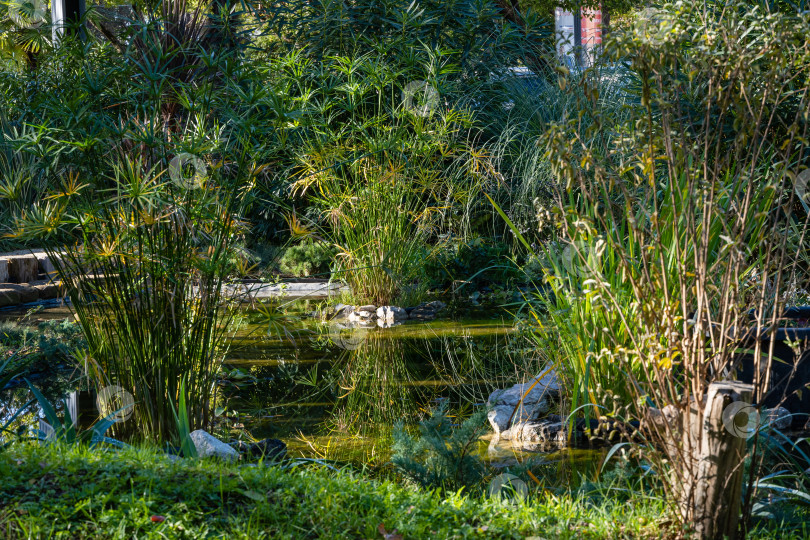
[321,322,536,435]
[417,328,536,410]
[227,318,537,465]
[327,335,423,435]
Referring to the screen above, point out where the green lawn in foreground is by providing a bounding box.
[0,442,671,539]
[0,442,804,539]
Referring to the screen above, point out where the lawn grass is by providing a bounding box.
[1,442,806,539]
[0,442,678,539]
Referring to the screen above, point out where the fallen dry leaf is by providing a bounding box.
[377,523,404,540]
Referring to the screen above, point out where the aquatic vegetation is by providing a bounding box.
[514,1,810,534]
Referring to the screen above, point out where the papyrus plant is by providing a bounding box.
[539,1,810,535]
[14,157,246,444]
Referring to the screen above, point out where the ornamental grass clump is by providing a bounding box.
[14,157,246,444]
[526,1,810,536]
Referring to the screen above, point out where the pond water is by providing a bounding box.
[1,300,609,488]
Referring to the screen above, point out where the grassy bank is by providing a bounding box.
[0,442,679,539]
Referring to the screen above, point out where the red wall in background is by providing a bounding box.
[581,8,602,48]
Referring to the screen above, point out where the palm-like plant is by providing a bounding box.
[0,0,49,68]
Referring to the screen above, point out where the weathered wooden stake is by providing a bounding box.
[683,381,754,539]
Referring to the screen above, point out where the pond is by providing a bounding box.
[1,299,609,489]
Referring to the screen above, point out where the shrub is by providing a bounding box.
[391,402,488,491]
[526,1,810,533]
[277,241,336,278]
[425,237,521,291]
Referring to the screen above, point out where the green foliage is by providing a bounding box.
[267,0,550,81]
[277,241,335,278]
[0,441,687,539]
[0,319,84,371]
[15,156,248,444]
[425,237,520,290]
[0,354,31,449]
[391,402,487,491]
[511,0,810,529]
[25,379,126,448]
[169,378,198,458]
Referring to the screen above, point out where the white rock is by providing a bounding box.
[347,310,375,322]
[488,405,513,434]
[189,430,239,461]
[350,305,377,320]
[487,400,549,433]
[488,371,560,408]
[376,306,408,322]
[518,421,565,444]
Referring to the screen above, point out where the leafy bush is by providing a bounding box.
[425,237,521,291]
[0,319,85,372]
[277,241,336,278]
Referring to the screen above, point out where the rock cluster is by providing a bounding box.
[0,250,65,308]
[486,371,561,441]
[327,301,447,325]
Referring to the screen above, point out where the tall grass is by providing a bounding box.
[15,157,246,443]
[519,2,810,533]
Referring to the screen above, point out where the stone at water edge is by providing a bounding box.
[376,306,408,323]
[233,438,287,461]
[189,430,239,461]
[487,401,550,434]
[0,288,21,308]
[486,371,560,434]
[356,305,377,317]
[406,300,447,321]
[349,305,377,321]
[329,304,354,320]
[487,371,561,408]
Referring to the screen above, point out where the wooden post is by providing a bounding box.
[683,382,753,539]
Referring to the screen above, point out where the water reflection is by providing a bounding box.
[1,304,612,487]
[221,313,523,463]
